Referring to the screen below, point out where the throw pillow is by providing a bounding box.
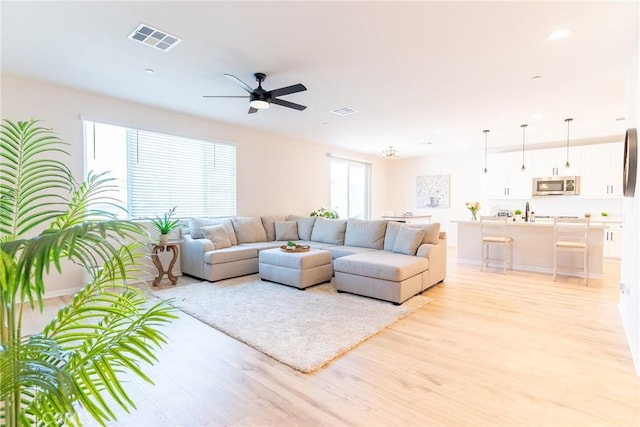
[310,217,348,245]
[408,222,441,245]
[261,215,286,241]
[287,215,317,241]
[383,221,404,251]
[344,218,387,249]
[231,216,267,243]
[188,217,237,245]
[275,221,299,241]
[201,224,232,250]
[392,227,425,255]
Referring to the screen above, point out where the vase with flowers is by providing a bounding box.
[465,201,481,221]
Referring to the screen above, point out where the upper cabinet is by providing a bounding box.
[580,142,623,197]
[484,151,533,199]
[531,146,582,178]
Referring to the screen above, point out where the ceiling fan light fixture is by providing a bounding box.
[249,99,270,109]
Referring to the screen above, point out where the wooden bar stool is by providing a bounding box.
[553,218,590,285]
[480,216,513,273]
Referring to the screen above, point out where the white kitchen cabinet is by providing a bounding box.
[603,222,623,258]
[581,142,623,197]
[531,146,582,178]
[485,151,533,199]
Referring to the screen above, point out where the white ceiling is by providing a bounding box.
[1,1,638,157]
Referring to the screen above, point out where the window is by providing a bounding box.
[330,158,371,219]
[84,121,236,218]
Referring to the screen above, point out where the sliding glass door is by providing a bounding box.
[331,158,371,219]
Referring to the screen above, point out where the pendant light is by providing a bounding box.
[564,118,573,168]
[483,129,490,174]
[520,124,528,171]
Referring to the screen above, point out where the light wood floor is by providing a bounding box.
[25,250,639,426]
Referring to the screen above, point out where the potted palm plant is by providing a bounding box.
[0,119,176,426]
[150,206,180,243]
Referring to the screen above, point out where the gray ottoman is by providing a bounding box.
[258,248,333,289]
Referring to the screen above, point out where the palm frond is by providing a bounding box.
[0,119,73,239]
[0,220,146,311]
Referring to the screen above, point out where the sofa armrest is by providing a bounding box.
[180,234,214,279]
[417,232,447,287]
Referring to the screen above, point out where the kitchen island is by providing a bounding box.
[453,219,606,278]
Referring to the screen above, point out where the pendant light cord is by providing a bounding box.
[483,129,489,173]
[520,124,528,171]
[565,118,573,168]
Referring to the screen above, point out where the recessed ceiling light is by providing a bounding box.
[547,28,571,40]
[420,142,434,145]
[616,117,626,121]
[145,68,155,74]
[532,113,543,120]
[531,75,542,80]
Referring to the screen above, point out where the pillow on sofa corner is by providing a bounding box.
[188,217,237,245]
[261,215,286,241]
[287,215,316,241]
[275,221,299,241]
[310,217,348,245]
[408,222,441,245]
[231,216,267,243]
[392,227,425,255]
[201,224,232,250]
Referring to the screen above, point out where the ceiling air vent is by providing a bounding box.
[128,24,181,51]
[330,106,359,116]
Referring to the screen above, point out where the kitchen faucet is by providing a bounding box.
[525,201,530,222]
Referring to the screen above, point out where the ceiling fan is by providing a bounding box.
[203,73,307,114]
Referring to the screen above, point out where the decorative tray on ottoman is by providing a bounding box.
[280,244,310,253]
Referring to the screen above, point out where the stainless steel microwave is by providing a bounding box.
[532,176,580,196]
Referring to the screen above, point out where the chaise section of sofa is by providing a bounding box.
[333,221,446,304]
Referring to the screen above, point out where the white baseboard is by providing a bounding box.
[455,258,603,279]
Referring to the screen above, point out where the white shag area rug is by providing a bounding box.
[151,274,432,373]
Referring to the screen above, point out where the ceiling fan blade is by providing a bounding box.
[202,95,249,98]
[224,74,255,94]
[271,98,307,111]
[248,106,259,114]
[267,83,307,98]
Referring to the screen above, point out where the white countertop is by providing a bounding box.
[451,219,608,229]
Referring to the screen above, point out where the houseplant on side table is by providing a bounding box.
[150,206,179,243]
[0,119,176,426]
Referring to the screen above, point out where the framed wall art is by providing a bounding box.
[416,174,450,208]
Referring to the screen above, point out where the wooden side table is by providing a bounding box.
[151,240,183,286]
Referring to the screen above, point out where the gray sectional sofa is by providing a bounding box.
[180,215,446,304]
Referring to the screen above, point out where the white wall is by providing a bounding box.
[1,74,388,295]
[620,38,639,375]
[384,150,487,245]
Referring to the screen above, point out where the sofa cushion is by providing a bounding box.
[325,245,378,259]
[393,227,425,255]
[408,223,441,245]
[232,217,267,243]
[204,247,257,264]
[383,221,404,251]
[344,218,387,249]
[201,224,232,250]
[310,217,348,245]
[261,215,286,241]
[189,217,237,245]
[334,251,429,282]
[275,221,299,241]
[287,215,316,240]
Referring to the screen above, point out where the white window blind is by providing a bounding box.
[84,121,236,219]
